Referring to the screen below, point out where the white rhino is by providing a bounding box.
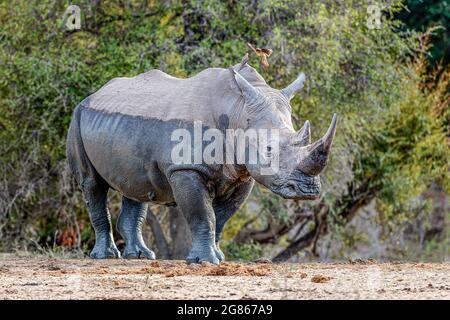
[66,57,337,264]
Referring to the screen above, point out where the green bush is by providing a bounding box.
[397,0,450,65]
[221,241,263,262]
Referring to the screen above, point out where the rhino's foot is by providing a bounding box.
[186,246,220,265]
[214,244,225,262]
[90,241,120,259]
[123,242,155,259]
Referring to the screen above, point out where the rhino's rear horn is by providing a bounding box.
[299,114,337,176]
[292,120,311,146]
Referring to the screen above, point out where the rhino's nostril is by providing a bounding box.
[287,182,297,193]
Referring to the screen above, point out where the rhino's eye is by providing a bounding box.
[265,146,272,158]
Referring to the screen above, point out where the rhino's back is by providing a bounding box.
[82,67,236,123]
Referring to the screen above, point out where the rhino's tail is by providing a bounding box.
[66,105,102,188]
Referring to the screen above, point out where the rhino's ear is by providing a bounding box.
[281,73,306,100]
[231,69,266,106]
[231,54,249,72]
[238,53,249,71]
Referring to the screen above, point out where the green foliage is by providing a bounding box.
[397,0,450,65]
[354,62,449,215]
[0,0,448,259]
[221,241,263,262]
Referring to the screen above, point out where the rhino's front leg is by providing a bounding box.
[170,171,219,265]
[214,179,254,262]
[116,196,155,259]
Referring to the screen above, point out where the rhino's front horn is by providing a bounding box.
[299,114,337,176]
[292,120,311,146]
[231,69,266,106]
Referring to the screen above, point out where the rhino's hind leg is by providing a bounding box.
[83,178,120,259]
[116,197,155,259]
[66,106,120,259]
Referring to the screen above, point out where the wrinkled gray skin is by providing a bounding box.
[66,58,337,264]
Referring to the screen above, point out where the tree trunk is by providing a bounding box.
[146,207,170,259]
[169,207,192,259]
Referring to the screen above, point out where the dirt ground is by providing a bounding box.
[0,254,448,299]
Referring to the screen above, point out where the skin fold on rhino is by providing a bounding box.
[66,57,337,264]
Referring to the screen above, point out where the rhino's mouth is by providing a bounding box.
[271,173,320,200]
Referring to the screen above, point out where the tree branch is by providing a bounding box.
[233,211,309,244]
[272,204,328,261]
[272,225,317,262]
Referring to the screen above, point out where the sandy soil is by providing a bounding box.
[0,254,448,299]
